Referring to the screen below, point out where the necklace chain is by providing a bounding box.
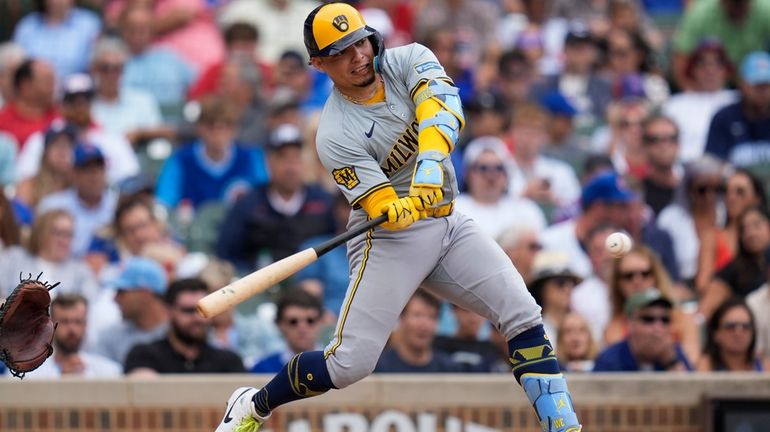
[339,76,383,105]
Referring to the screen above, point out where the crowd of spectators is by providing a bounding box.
[1,0,770,377]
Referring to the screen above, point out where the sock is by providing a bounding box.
[508,325,581,432]
[252,351,336,417]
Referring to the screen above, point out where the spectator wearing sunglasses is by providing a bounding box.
[656,155,728,292]
[698,297,770,372]
[603,245,701,363]
[124,278,245,375]
[594,287,693,372]
[455,136,546,240]
[250,288,324,374]
[528,250,583,344]
[640,114,682,216]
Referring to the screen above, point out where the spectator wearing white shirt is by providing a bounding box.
[16,73,140,186]
[454,136,546,240]
[662,39,737,163]
[28,294,121,378]
[90,37,174,146]
[37,144,118,258]
[0,209,99,301]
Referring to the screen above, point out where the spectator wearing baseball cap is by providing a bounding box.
[217,122,336,273]
[14,121,78,210]
[538,90,589,177]
[155,96,269,212]
[93,257,170,365]
[530,22,612,132]
[15,73,140,188]
[705,51,770,175]
[528,250,583,343]
[593,287,693,372]
[37,141,120,258]
[662,38,737,164]
[541,171,636,279]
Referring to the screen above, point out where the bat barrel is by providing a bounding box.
[197,248,318,318]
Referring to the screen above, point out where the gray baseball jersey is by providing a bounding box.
[315,43,541,388]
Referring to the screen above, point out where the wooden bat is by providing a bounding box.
[197,214,388,318]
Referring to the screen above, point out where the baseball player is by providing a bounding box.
[216,3,582,432]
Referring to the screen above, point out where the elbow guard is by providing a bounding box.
[414,79,465,150]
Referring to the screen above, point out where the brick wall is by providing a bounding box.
[0,374,767,431]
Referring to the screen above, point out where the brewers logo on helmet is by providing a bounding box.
[303,2,384,67]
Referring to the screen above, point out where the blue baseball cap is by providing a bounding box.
[112,257,168,295]
[581,172,636,208]
[43,121,78,148]
[741,51,770,85]
[73,143,105,168]
[539,91,578,117]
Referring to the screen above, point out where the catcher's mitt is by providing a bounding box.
[0,273,58,378]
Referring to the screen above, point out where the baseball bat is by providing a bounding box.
[197,214,388,318]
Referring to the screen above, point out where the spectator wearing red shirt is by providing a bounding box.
[0,58,58,150]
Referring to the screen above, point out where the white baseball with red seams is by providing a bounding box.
[605,232,633,258]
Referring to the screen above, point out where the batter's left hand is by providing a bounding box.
[410,157,444,209]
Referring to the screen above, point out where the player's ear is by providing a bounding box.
[309,57,324,72]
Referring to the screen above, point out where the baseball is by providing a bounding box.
[605,232,633,258]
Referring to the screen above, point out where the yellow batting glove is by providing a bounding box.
[380,196,425,231]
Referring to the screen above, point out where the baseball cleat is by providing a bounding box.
[215,387,269,432]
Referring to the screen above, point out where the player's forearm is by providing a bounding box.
[415,98,451,155]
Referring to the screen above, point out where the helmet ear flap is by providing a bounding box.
[369,29,385,73]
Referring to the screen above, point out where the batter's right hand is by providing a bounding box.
[380,197,425,231]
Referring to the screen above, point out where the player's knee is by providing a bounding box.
[326,355,378,389]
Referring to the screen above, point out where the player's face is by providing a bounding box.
[312,38,376,89]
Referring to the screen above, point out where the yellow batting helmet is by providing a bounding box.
[303,2,384,62]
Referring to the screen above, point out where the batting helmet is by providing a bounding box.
[303,3,384,69]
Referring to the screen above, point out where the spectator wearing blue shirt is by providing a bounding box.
[594,288,693,372]
[375,289,462,373]
[13,0,101,80]
[705,51,770,176]
[118,5,196,125]
[155,96,268,211]
[250,288,324,374]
